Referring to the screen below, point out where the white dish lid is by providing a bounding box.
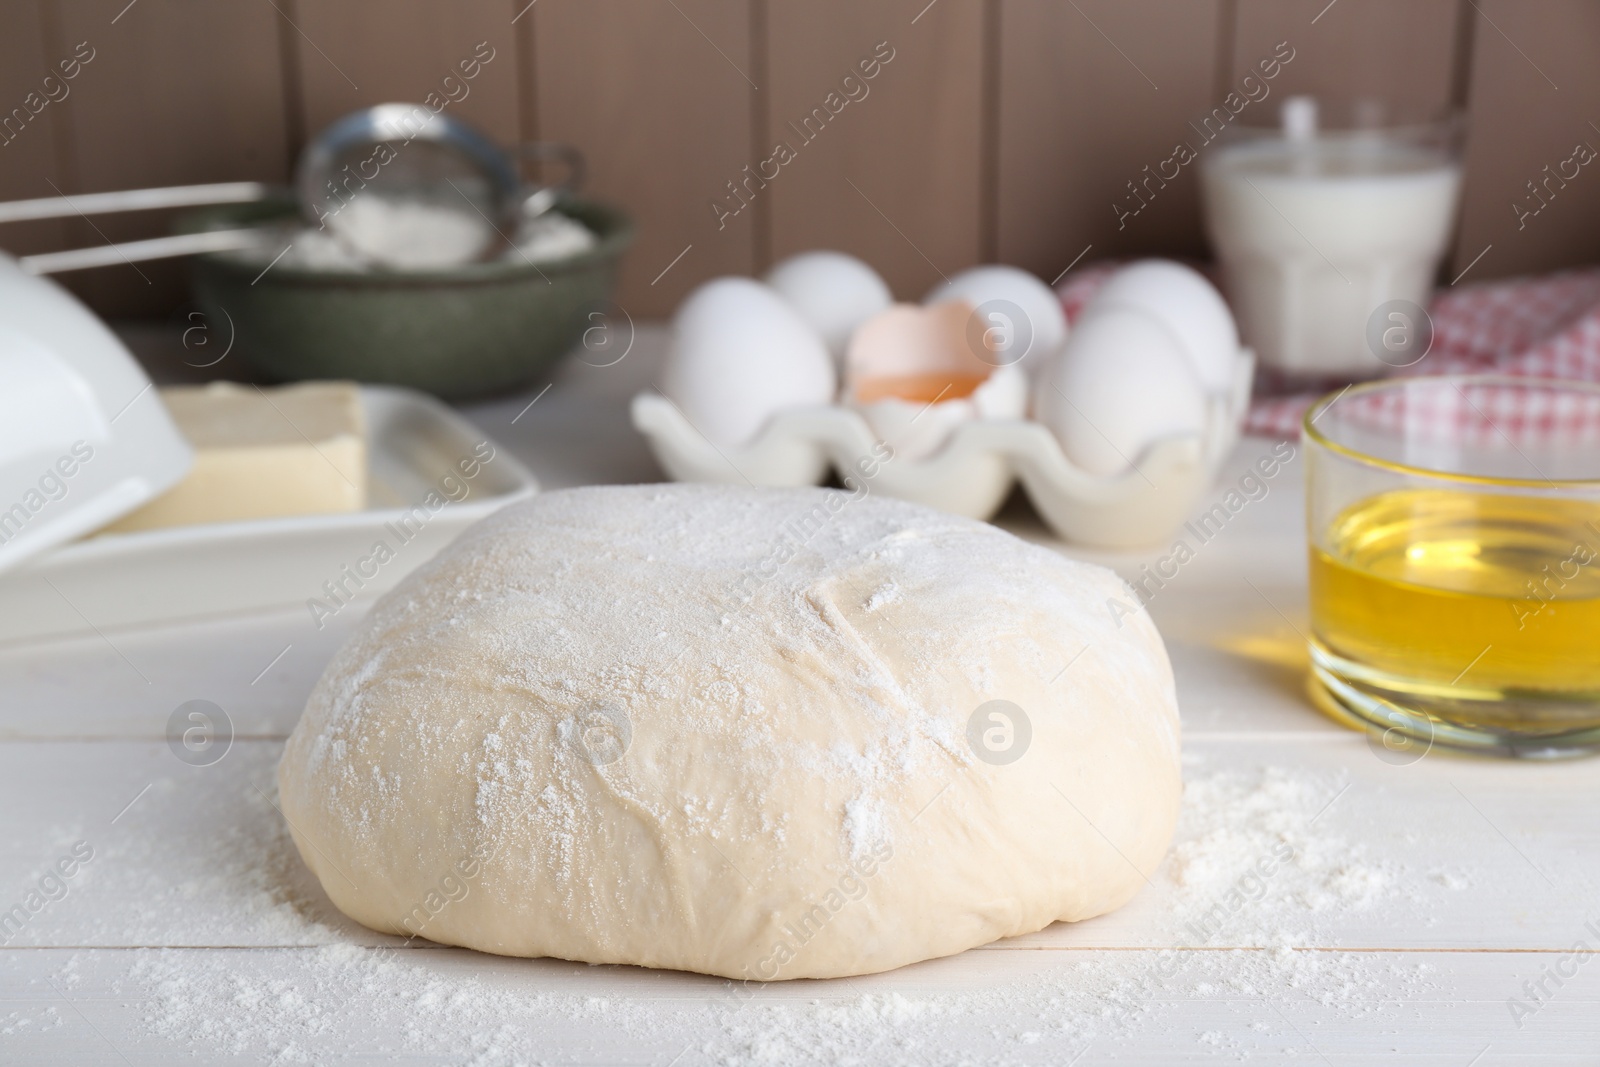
[0,252,192,575]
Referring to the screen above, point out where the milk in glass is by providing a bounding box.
[1201,98,1462,379]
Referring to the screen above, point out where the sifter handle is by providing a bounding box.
[18,228,265,274]
[0,182,269,225]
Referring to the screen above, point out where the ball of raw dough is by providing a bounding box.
[278,485,1181,981]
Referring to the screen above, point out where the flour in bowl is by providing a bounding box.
[224,198,597,272]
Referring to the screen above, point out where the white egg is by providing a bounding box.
[660,277,835,447]
[763,251,892,364]
[1037,308,1206,477]
[1087,260,1238,395]
[923,265,1068,373]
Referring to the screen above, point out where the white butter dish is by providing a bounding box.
[0,253,193,575]
[632,348,1253,548]
[0,385,536,645]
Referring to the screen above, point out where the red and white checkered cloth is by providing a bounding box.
[1055,264,1600,439]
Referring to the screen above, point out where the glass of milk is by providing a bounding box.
[1201,97,1463,382]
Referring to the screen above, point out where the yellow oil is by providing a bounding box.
[1310,489,1600,698]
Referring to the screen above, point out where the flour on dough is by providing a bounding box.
[277,484,1181,980]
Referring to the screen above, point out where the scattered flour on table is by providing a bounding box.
[100,942,1438,1066]
[1169,761,1403,935]
[20,771,349,949]
[0,1006,62,1036]
[80,760,1456,1064]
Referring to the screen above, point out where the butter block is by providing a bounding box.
[103,381,367,533]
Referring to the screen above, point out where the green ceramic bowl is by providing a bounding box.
[176,194,633,400]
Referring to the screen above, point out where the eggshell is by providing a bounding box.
[923,265,1068,373]
[1087,260,1238,394]
[660,277,835,446]
[764,251,893,364]
[845,301,987,391]
[1036,307,1206,477]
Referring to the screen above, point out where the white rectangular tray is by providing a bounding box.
[0,385,536,645]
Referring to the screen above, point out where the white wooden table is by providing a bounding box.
[2,327,1597,1064]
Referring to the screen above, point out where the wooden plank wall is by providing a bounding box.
[1,0,1596,320]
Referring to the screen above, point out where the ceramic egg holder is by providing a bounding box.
[631,346,1253,549]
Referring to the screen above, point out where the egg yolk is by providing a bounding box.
[854,371,989,405]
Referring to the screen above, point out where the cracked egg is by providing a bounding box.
[844,301,1027,459]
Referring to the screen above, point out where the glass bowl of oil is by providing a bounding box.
[1304,375,1600,758]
